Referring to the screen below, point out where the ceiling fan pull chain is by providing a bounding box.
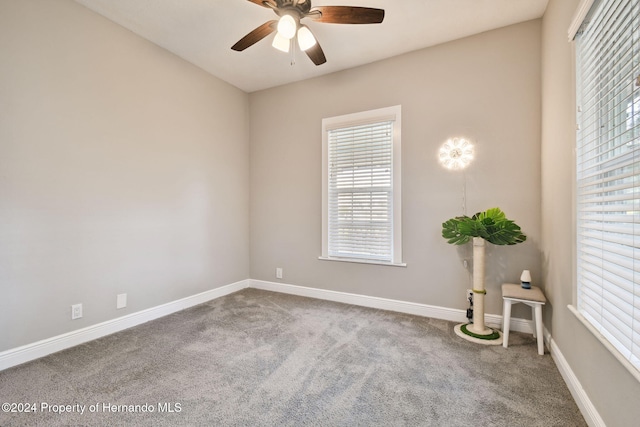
[290,38,296,66]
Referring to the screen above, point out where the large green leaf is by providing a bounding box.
[441,216,472,245]
[442,207,526,246]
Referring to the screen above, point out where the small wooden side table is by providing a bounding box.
[502,283,547,355]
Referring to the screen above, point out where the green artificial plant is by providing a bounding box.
[442,207,526,246]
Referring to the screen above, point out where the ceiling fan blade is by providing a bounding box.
[307,6,385,24]
[231,20,277,51]
[304,37,327,66]
[246,0,276,8]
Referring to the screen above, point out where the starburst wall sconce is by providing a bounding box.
[438,137,475,216]
[438,137,474,170]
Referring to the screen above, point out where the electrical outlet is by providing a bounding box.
[117,293,127,309]
[71,303,83,320]
[276,268,283,279]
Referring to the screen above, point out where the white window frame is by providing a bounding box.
[320,105,404,266]
[569,0,640,382]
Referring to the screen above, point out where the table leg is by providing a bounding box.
[502,299,512,348]
[535,304,544,355]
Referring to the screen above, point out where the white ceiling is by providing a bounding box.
[75,0,549,93]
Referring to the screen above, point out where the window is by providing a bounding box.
[321,105,403,266]
[574,0,640,374]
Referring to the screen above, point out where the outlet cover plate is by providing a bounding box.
[71,303,83,320]
[116,293,127,309]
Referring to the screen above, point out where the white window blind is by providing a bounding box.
[328,121,393,261]
[321,106,402,265]
[575,0,640,372]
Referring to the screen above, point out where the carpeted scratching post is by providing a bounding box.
[455,237,502,345]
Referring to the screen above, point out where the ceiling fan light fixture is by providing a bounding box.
[297,25,316,51]
[277,14,297,39]
[272,32,290,52]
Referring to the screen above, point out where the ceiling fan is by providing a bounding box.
[231,0,385,66]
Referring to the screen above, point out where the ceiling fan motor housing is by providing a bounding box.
[274,1,312,15]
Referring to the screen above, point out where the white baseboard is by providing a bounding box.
[0,278,537,372]
[0,279,250,371]
[249,279,535,334]
[548,335,605,427]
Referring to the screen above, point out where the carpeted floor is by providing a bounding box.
[0,288,585,426]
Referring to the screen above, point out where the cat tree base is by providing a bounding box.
[454,323,503,345]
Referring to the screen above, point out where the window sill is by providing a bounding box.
[568,304,640,383]
[318,256,407,267]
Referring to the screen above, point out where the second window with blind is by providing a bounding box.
[321,105,403,266]
[574,0,639,374]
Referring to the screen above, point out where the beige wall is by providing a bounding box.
[0,0,250,352]
[250,21,542,318]
[5,1,637,423]
[541,0,640,425]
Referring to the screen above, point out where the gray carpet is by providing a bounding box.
[0,288,585,426]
